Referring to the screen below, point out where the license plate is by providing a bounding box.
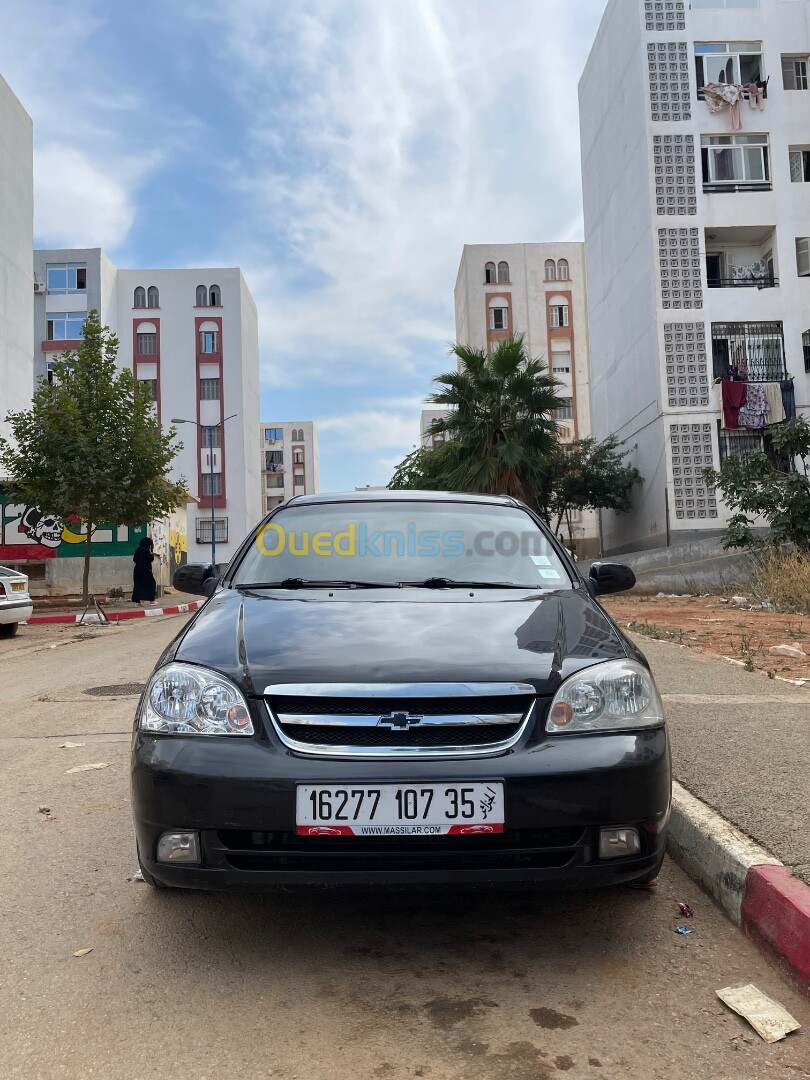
[296,782,504,837]
[10,582,24,592]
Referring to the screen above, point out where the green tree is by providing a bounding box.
[388,444,456,490]
[704,416,810,552]
[536,436,642,551]
[0,310,188,601]
[423,336,564,502]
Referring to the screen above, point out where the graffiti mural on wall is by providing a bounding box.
[0,494,145,562]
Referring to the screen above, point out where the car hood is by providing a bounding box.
[171,587,628,696]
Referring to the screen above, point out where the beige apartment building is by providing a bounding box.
[453,243,599,556]
[260,422,319,514]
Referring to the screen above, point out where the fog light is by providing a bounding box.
[599,827,641,859]
[156,831,200,864]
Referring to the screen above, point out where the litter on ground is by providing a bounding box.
[65,762,111,774]
[716,984,801,1044]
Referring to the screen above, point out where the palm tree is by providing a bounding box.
[425,335,564,504]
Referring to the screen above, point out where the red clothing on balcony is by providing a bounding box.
[721,379,747,429]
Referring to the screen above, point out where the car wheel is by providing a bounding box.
[136,845,165,889]
[0,622,19,638]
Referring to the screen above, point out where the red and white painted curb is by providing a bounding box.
[669,781,810,991]
[26,600,203,625]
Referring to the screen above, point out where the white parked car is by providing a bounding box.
[0,565,33,638]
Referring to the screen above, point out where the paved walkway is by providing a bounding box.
[632,635,810,886]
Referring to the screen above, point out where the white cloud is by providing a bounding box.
[198,0,605,389]
[34,145,135,249]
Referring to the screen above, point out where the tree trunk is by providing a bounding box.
[82,519,93,604]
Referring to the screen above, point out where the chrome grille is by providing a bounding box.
[264,682,538,758]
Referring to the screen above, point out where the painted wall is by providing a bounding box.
[0,76,33,456]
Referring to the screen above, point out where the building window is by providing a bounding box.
[137,332,156,355]
[550,304,569,328]
[701,134,770,191]
[497,261,510,283]
[133,287,146,308]
[46,263,86,294]
[489,304,508,331]
[147,286,159,308]
[692,0,759,8]
[789,147,810,182]
[293,450,304,464]
[209,284,221,306]
[264,427,283,441]
[137,379,157,401]
[199,330,220,353]
[554,398,573,421]
[797,238,810,277]
[196,285,208,306]
[711,321,786,381]
[199,378,221,400]
[803,330,810,373]
[484,261,496,283]
[556,259,569,280]
[552,350,571,374]
[782,55,809,90]
[544,259,557,281]
[694,42,764,96]
[196,517,228,543]
[200,473,223,497]
[265,450,283,470]
[47,312,86,340]
[266,474,284,489]
[201,425,221,448]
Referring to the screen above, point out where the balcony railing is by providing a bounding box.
[703,181,772,195]
[718,426,794,472]
[707,275,778,289]
[711,322,787,382]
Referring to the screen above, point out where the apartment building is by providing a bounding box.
[260,422,319,513]
[453,243,599,556]
[580,0,809,554]
[32,250,261,562]
[0,76,33,456]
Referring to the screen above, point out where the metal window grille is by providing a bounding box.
[803,330,810,373]
[718,424,793,471]
[202,425,221,448]
[201,473,223,497]
[199,378,221,400]
[137,333,156,355]
[710,322,786,381]
[196,517,228,543]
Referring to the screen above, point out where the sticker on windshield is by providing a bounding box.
[530,555,551,566]
[538,568,562,579]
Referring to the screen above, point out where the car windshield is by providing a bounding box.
[232,501,573,589]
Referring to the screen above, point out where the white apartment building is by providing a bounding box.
[32,250,261,562]
[580,0,809,554]
[0,76,33,456]
[453,243,599,556]
[260,422,319,513]
[419,409,449,448]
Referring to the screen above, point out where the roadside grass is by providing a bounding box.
[749,549,810,615]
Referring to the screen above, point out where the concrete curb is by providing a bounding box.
[26,601,203,625]
[668,781,810,991]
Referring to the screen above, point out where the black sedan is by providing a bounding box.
[131,491,670,889]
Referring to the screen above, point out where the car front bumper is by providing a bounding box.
[131,726,671,890]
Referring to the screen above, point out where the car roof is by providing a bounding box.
[283,490,522,507]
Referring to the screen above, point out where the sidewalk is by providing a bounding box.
[26,591,204,625]
[633,633,810,988]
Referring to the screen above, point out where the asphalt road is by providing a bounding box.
[634,635,810,885]
[1,619,807,1080]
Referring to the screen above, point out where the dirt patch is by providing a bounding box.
[602,594,810,681]
[529,1007,579,1030]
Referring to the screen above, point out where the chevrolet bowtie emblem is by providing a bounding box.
[377,711,423,730]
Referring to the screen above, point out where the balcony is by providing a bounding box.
[705,226,778,289]
[711,321,787,382]
[718,425,794,472]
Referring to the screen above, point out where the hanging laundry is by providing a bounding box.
[780,379,796,420]
[738,383,768,429]
[762,383,785,424]
[722,379,747,429]
[747,82,764,110]
[703,82,744,130]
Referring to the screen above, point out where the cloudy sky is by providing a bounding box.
[1,0,607,491]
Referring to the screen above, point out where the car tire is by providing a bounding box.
[136,845,165,889]
[0,622,19,638]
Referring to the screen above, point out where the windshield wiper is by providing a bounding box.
[398,577,538,590]
[234,578,399,590]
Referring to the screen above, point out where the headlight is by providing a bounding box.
[139,662,254,735]
[546,659,664,734]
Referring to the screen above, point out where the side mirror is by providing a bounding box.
[589,561,636,596]
[172,563,221,597]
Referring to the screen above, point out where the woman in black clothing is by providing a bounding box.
[132,537,157,606]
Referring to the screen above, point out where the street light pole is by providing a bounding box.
[171,414,237,574]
